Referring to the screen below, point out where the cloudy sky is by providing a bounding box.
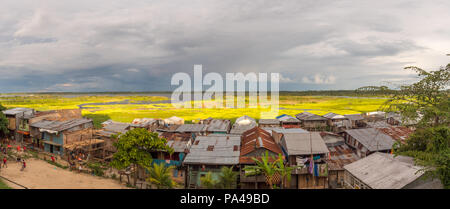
[0,0,449,92]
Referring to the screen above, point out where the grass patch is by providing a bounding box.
[0,179,11,189]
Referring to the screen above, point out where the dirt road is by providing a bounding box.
[0,158,128,189]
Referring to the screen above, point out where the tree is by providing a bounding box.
[146,163,177,189]
[110,128,173,186]
[385,62,450,188]
[275,153,297,189]
[217,166,238,189]
[200,172,218,189]
[382,63,449,127]
[0,104,8,139]
[394,126,450,188]
[243,151,279,189]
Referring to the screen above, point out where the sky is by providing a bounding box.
[0,0,449,93]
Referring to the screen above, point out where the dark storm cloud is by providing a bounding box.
[0,0,449,92]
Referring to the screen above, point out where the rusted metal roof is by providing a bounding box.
[377,126,413,144]
[240,127,282,162]
[327,143,360,171]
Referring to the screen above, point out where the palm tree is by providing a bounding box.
[217,166,238,189]
[275,153,298,189]
[146,163,176,189]
[243,151,278,189]
[200,171,218,189]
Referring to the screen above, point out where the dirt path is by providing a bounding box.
[0,158,128,189]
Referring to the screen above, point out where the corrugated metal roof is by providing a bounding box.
[327,143,360,170]
[3,108,34,116]
[343,152,424,189]
[281,132,329,155]
[30,118,92,132]
[344,114,364,121]
[258,119,280,125]
[183,135,241,165]
[377,126,413,144]
[295,112,327,121]
[278,115,300,123]
[270,128,309,134]
[103,122,130,133]
[344,128,395,151]
[230,124,256,135]
[240,127,282,157]
[323,112,346,119]
[203,119,231,132]
[175,124,208,133]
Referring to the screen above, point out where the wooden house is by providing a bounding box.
[320,132,359,188]
[276,115,301,129]
[295,112,328,131]
[2,108,35,143]
[279,132,330,189]
[29,118,94,157]
[183,135,241,189]
[344,152,443,189]
[340,128,395,158]
[258,119,281,128]
[239,127,283,189]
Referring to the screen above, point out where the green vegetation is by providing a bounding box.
[110,128,173,186]
[0,179,11,189]
[199,166,239,189]
[0,104,8,138]
[145,163,177,189]
[243,151,279,189]
[200,172,218,189]
[387,62,449,188]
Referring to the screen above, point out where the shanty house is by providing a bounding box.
[199,118,231,134]
[136,132,192,186]
[323,112,348,132]
[239,127,283,189]
[344,114,366,128]
[2,108,35,142]
[364,111,386,122]
[174,124,208,136]
[230,115,257,135]
[95,121,131,160]
[258,119,280,128]
[343,152,443,189]
[30,118,94,156]
[295,112,328,131]
[279,132,330,189]
[183,135,241,189]
[266,127,309,144]
[321,132,360,188]
[341,128,395,158]
[130,118,161,131]
[28,109,82,150]
[277,115,301,129]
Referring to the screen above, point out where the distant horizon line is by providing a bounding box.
[0,90,362,94]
